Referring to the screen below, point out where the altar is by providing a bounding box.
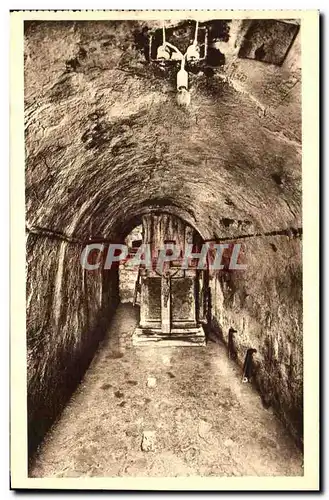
[132,213,206,346]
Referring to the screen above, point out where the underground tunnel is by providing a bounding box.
[24,17,303,476]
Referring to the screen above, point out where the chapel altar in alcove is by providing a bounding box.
[132,213,207,346]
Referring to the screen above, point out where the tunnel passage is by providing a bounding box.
[25,19,302,459]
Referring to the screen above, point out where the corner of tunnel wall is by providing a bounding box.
[26,233,120,456]
[209,234,303,446]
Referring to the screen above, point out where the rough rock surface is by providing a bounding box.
[25,19,302,454]
[209,235,303,443]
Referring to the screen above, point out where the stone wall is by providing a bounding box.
[26,233,119,455]
[209,234,303,445]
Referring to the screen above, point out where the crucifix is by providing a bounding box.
[155,266,180,334]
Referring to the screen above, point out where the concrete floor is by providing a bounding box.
[30,304,303,478]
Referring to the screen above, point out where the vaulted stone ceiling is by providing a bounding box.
[24,19,301,241]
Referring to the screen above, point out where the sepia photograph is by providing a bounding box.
[10,9,319,491]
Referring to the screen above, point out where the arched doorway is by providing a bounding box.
[118,212,209,346]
